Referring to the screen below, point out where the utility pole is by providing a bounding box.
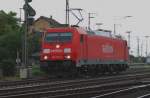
[66,0,70,25]
[126,31,131,63]
[113,24,116,35]
[88,13,96,30]
[23,0,28,67]
[145,36,150,57]
[126,31,131,50]
[137,37,140,61]
[137,37,140,57]
[113,23,121,35]
[141,42,143,57]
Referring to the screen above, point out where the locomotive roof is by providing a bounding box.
[46,27,125,40]
[46,27,87,34]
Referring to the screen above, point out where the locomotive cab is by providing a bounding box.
[40,27,79,74]
[41,32,73,61]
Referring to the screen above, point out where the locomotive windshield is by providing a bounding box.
[45,32,72,42]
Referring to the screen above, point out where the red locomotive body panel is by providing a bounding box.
[84,35,128,62]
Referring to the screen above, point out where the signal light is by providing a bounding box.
[23,0,36,25]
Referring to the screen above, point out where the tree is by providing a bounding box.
[0,11,20,35]
[0,10,22,76]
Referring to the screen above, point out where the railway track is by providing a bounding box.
[0,65,150,88]
[0,78,51,88]
[138,93,150,98]
[92,82,150,98]
[0,66,149,98]
[1,81,147,98]
[1,73,150,98]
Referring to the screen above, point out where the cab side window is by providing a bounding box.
[80,35,84,43]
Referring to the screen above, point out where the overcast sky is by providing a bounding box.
[0,0,150,56]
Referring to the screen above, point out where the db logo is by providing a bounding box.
[51,49,63,52]
[102,45,114,53]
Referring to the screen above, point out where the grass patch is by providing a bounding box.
[32,65,46,77]
[0,76,21,81]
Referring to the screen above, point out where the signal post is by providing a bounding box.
[20,0,36,79]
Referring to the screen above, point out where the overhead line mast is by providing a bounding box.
[66,0,70,25]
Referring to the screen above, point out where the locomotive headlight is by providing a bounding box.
[56,44,60,48]
[44,56,48,60]
[67,55,71,59]
[65,55,71,59]
[64,48,71,53]
[43,49,50,53]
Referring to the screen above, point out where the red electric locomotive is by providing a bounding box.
[40,27,129,75]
